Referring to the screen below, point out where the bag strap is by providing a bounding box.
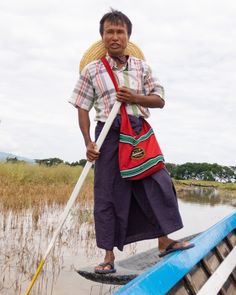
[101,57,119,92]
[101,57,144,136]
[100,57,128,117]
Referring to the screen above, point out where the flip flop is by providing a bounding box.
[94,262,116,274]
[159,240,195,258]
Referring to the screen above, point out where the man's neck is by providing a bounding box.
[110,55,128,69]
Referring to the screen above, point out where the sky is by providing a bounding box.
[0,0,235,166]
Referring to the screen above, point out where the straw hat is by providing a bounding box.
[79,40,145,72]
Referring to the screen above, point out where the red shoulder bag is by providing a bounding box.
[101,57,165,180]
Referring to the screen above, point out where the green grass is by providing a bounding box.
[0,162,94,210]
[0,162,235,210]
[0,162,93,184]
[174,179,236,192]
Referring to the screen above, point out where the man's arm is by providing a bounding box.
[116,87,165,108]
[78,108,100,161]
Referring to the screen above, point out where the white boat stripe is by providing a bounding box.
[197,246,236,295]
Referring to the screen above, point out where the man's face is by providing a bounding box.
[102,20,129,56]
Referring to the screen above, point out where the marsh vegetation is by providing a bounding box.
[0,163,95,294]
[0,162,235,294]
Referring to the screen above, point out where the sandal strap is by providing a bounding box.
[165,240,180,251]
[98,262,114,268]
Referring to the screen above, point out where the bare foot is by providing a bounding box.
[94,250,115,273]
[158,236,195,257]
[158,236,192,253]
[94,262,115,273]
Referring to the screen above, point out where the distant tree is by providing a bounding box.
[165,163,177,177]
[69,161,80,166]
[35,158,64,166]
[6,156,18,163]
[78,159,87,167]
[165,162,236,182]
[6,157,25,164]
[35,158,90,167]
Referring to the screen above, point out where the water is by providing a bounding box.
[53,200,235,295]
[0,188,235,295]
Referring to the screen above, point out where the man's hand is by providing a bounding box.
[86,141,100,162]
[116,86,136,103]
[116,86,165,108]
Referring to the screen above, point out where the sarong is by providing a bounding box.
[94,115,183,251]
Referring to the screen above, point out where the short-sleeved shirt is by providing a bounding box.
[69,54,165,122]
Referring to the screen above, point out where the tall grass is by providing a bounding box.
[174,179,236,195]
[0,162,95,294]
[0,162,235,294]
[0,162,94,210]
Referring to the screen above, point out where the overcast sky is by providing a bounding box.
[0,0,235,166]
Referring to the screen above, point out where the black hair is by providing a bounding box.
[99,9,132,37]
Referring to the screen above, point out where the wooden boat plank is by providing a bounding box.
[114,212,236,295]
[231,266,236,282]
[76,247,162,285]
[228,230,236,246]
[221,275,236,295]
[186,263,209,292]
[76,213,236,294]
[166,279,190,295]
[76,267,138,285]
[197,246,236,295]
[202,250,221,274]
[215,240,231,260]
[76,235,195,285]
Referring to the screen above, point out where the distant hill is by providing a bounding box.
[0,152,35,163]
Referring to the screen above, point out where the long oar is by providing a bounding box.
[25,100,121,295]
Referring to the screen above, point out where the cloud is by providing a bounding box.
[0,0,235,165]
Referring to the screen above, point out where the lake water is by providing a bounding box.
[0,188,235,295]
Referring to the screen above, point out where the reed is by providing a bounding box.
[0,162,235,294]
[0,162,94,210]
[0,162,96,294]
[174,179,236,197]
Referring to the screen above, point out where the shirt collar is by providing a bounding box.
[105,53,130,70]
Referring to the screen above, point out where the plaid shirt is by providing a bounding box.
[69,55,165,122]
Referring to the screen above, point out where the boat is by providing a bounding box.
[77,211,236,294]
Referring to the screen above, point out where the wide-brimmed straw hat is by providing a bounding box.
[79,40,145,72]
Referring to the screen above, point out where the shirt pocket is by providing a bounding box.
[125,70,143,94]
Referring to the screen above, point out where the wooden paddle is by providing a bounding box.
[25,100,122,294]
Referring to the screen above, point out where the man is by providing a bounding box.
[69,9,194,274]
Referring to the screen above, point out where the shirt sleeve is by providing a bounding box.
[143,63,165,100]
[68,66,95,110]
